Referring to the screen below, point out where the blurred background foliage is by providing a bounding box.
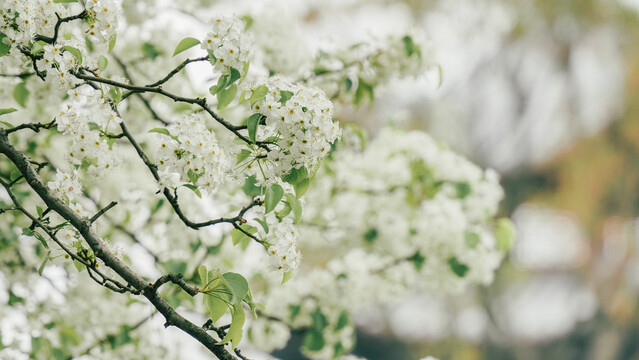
[324,0,639,359]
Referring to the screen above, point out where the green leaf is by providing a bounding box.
[264,184,284,214]
[279,90,294,104]
[448,257,469,277]
[97,55,108,71]
[464,231,480,249]
[0,33,11,57]
[242,15,254,30]
[334,311,349,331]
[289,304,301,321]
[53,0,78,3]
[311,308,328,331]
[249,85,268,108]
[88,122,101,131]
[205,293,227,324]
[228,67,241,86]
[363,228,378,244]
[62,46,82,65]
[73,259,85,272]
[173,37,201,57]
[209,74,228,96]
[454,182,471,199]
[222,272,249,304]
[231,225,257,246]
[108,86,121,103]
[282,270,292,284]
[0,120,14,128]
[285,193,302,224]
[282,166,307,185]
[13,82,29,108]
[148,127,172,136]
[401,35,421,57]
[354,80,374,107]
[141,42,161,60]
[246,113,261,143]
[407,251,425,270]
[219,302,245,348]
[495,218,516,252]
[38,251,51,275]
[294,178,310,198]
[34,232,48,249]
[236,149,251,164]
[31,41,48,56]
[36,206,44,219]
[275,202,292,219]
[108,34,117,53]
[183,184,202,198]
[242,175,263,197]
[303,330,324,352]
[198,265,209,287]
[217,83,237,110]
[253,218,269,234]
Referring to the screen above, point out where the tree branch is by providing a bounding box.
[34,11,87,44]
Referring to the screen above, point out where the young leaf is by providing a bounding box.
[285,193,302,224]
[205,294,228,324]
[448,257,469,277]
[495,218,516,252]
[282,166,307,185]
[294,178,310,198]
[249,85,268,108]
[108,34,117,53]
[464,231,480,248]
[183,184,202,198]
[0,108,17,117]
[62,46,82,65]
[222,272,249,304]
[198,265,209,287]
[253,218,269,234]
[38,251,51,276]
[279,90,294,104]
[303,330,324,352]
[0,33,10,57]
[246,113,261,143]
[236,149,251,164]
[282,271,292,284]
[53,0,77,3]
[231,225,257,245]
[264,184,284,214]
[334,311,349,331]
[217,84,237,110]
[148,128,172,136]
[97,55,108,71]
[36,206,44,219]
[13,82,29,108]
[228,67,241,86]
[173,37,201,57]
[219,303,245,348]
[354,80,374,106]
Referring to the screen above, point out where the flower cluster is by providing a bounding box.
[242,76,341,182]
[0,0,71,46]
[245,126,511,358]
[55,85,121,176]
[83,0,120,44]
[201,15,254,76]
[47,169,82,203]
[306,30,432,103]
[265,216,302,276]
[153,114,230,194]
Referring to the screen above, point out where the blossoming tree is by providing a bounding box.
[0,1,515,359]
